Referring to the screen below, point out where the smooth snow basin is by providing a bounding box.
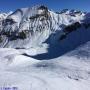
[0,48,90,90]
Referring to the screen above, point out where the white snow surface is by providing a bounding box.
[0,5,90,90]
[0,46,90,90]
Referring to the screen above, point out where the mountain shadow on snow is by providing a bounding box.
[26,23,90,60]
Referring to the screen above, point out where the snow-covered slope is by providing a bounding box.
[0,46,90,90]
[0,12,13,29]
[0,5,87,48]
[0,5,90,90]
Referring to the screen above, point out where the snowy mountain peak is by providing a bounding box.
[0,5,90,90]
[58,9,85,16]
[0,5,89,48]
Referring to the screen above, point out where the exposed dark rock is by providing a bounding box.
[18,31,27,39]
[4,19,16,25]
[64,22,81,34]
[38,5,48,11]
[59,22,81,41]
[0,35,3,43]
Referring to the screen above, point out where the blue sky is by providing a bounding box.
[0,0,90,12]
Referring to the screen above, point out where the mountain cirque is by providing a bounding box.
[0,5,90,90]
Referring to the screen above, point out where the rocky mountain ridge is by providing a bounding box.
[0,5,90,48]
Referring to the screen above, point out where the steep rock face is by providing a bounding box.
[0,12,13,31]
[0,13,8,31]
[0,5,87,48]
